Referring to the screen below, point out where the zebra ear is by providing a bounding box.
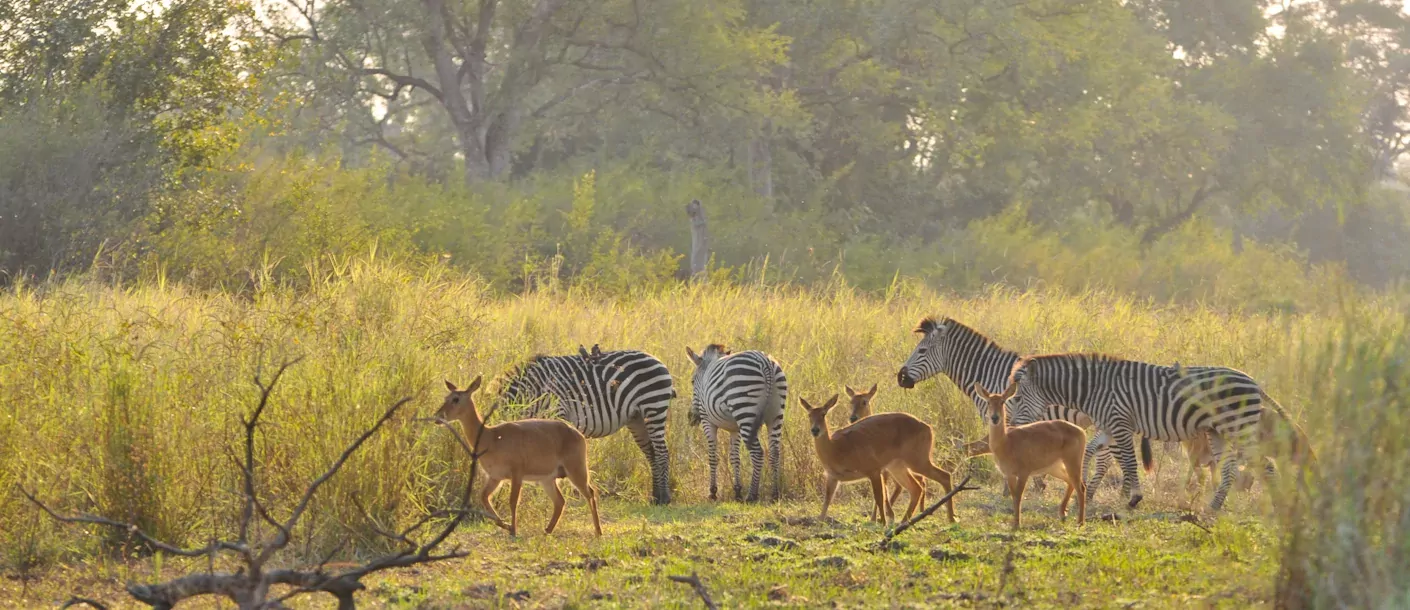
[467,375,483,394]
[685,346,701,366]
[444,380,458,392]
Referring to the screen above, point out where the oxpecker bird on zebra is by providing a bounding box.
[894,316,1139,493]
[497,349,676,505]
[686,344,789,502]
[1006,353,1311,510]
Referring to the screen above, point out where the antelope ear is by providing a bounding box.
[971,382,988,397]
[821,394,839,412]
[866,383,878,398]
[445,380,458,392]
[1001,379,1018,400]
[467,375,483,394]
[685,346,701,366]
[799,397,814,412]
[844,385,856,398]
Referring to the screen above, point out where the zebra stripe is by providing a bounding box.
[687,345,788,502]
[895,317,1119,483]
[499,348,675,505]
[1008,354,1273,510]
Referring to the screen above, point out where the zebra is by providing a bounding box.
[497,348,676,505]
[894,317,1145,492]
[1006,353,1309,510]
[685,344,788,502]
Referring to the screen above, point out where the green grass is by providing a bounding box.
[3,486,1278,608]
[0,258,1403,607]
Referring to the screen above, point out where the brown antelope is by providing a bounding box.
[845,383,926,520]
[1183,432,1259,500]
[975,381,1086,529]
[804,395,957,524]
[436,376,602,537]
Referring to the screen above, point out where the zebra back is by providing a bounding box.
[498,350,674,434]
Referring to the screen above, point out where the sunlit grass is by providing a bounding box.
[0,258,1404,606]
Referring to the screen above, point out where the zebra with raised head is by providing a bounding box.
[686,344,788,502]
[1006,353,1309,510]
[894,317,1142,490]
[497,348,676,505]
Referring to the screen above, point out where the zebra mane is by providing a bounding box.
[703,344,731,356]
[496,354,548,386]
[940,318,1019,358]
[1018,352,1131,367]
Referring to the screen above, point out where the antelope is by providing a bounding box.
[844,383,924,520]
[804,394,957,525]
[1183,432,1258,500]
[975,381,1086,529]
[436,376,602,537]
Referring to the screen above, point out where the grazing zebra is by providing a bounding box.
[1006,354,1308,510]
[686,344,788,502]
[894,317,1138,490]
[497,348,676,505]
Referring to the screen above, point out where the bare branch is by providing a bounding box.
[260,397,414,563]
[532,73,645,119]
[59,597,109,610]
[240,357,302,546]
[668,572,719,610]
[357,68,444,101]
[878,474,979,548]
[18,486,249,558]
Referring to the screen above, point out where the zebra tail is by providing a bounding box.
[1260,391,1316,466]
[1140,436,1154,473]
[763,364,783,415]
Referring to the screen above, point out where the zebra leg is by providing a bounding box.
[627,417,671,505]
[1084,447,1113,504]
[744,431,766,503]
[1108,428,1144,509]
[703,423,720,501]
[729,431,744,500]
[767,416,783,502]
[1209,434,1242,511]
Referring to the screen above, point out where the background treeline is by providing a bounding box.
[6,0,1410,309]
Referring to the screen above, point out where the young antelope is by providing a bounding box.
[436,376,602,537]
[975,381,1086,529]
[805,395,957,525]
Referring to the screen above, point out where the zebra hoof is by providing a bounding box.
[1127,494,1144,509]
[708,492,718,501]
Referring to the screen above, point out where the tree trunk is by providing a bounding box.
[752,136,773,199]
[686,199,710,280]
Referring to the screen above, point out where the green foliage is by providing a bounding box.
[0,0,266,277]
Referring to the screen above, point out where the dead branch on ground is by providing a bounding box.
[22,358,493,610]
[879,474,979,549]
[668,571,719,610]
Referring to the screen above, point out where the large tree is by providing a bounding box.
[270,0,790,183]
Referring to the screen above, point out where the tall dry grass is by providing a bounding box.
[0,256,1400,575]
